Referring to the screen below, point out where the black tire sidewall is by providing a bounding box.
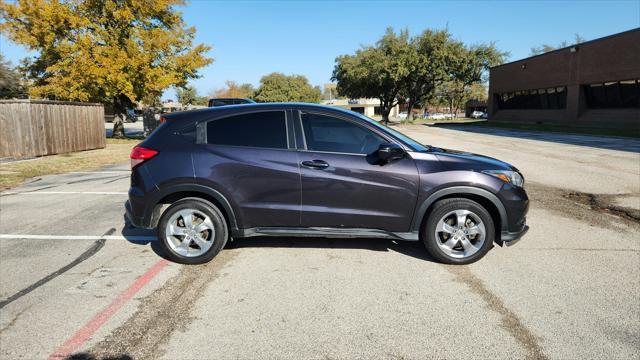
[157,198,228,264]
[423,198,495,265]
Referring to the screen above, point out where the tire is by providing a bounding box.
[157,197,228,264]
[422,198,495,265]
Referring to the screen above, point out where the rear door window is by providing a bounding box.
[206,111,287,149]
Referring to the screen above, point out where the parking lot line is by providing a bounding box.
[0,191,128,195]
[0,234,156,241]
[48,259,169,360]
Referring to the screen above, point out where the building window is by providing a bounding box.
[495,86,567,110]
[351,107,365,114]
[583,79,640,109]
[374,106,382,115]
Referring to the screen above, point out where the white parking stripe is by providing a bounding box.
[0,234,156,241]
[1,191,128,195]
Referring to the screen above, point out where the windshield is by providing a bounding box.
[354,113,430,152]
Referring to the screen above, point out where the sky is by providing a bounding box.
[1,0,639,100]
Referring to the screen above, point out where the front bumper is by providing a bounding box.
[500,224,529,247]
[495,183,529,247]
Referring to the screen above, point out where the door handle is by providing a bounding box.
[301,160,329,169]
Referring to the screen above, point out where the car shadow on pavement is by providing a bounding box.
[428,123,640,153]
[227,237,438,263]
[120,215,438,263]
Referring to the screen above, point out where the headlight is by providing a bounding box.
[482,170,524,187]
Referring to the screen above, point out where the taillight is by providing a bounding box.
[130,146,159,169]
[159,116,167,123]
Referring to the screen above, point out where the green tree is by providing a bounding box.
[437,42,505,117]
[0,54,27,99]
[530,33,586,55]
[254,73,321,103]
[434,82,487,118]
[333,27,505,123]
[400,29,452,121]
[176,85,204,106]
[1,0,212,137]
[211,80,255,99]
[333,28,413,124]
[322,83,344,100]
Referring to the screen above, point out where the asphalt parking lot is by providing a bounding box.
[1,124,639,359]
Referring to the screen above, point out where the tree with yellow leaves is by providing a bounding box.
[0,0,212,136]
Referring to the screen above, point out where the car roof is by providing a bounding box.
[165,102,360,122]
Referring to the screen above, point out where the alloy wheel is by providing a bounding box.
[165,209,215,257]
[434,209,486,259]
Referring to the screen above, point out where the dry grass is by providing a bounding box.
[0,138,140,190]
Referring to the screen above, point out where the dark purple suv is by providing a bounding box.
[126,103,528,265]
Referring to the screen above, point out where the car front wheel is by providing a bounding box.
[423,198,495,265]
[157,198,228,264]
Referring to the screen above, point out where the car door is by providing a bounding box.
[194,109,301,229]
[295,110,420,232]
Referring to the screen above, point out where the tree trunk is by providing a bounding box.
[380,98,391,125]
[381,111,390,125]
[406,99,416,122]
[449,99,455,119]
[112,113,126,138]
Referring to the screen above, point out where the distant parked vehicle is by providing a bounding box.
[397,112,408,119]
[429,113,446,120]
[126,109,143,123]
[470,110,486,119]
[208,98,256,107]
[481,112,488,119]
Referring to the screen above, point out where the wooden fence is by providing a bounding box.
[0,99,105,159]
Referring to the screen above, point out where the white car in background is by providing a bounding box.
[429,113,446,120]
[397,112,408,119]
[471,110,486,119]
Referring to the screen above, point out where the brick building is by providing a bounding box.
[488,28,640,130]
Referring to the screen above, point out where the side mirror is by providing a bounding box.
[377,143,405,163]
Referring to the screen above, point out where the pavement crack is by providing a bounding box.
[80,249,238,360]
[446,265,548,360]
[0,228,114,310]
[0,304,33,335]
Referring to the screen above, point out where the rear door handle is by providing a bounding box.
[301,160,329,169]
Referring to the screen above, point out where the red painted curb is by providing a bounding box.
[48,259,169,359]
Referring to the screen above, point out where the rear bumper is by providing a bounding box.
[500,224,529,247]
[125,199,152,228]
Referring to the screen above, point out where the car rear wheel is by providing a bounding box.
[423,198,494,265]
[158,198,228,264]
